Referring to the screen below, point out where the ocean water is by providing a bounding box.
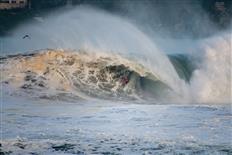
[0,5,231,155]
[1,95,231,155]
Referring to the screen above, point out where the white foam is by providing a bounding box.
[190,32,232,104]
[1,6,182,94]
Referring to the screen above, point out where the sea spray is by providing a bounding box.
[1,6,184,97]
[189,32,232,104]
[1,6,230,104]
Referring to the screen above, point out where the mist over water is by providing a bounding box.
[0,5,231,104]
[1,2,232,154]
[190,31,232,104]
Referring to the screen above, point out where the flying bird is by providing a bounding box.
[22,35,31,39]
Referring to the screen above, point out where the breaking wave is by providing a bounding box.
[0,6,231,104]
[1,36,230,104]
[0,49,184,102]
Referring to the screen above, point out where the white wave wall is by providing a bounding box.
[1,6,184,95]
[1,6,231,104]
[190,32,232,104]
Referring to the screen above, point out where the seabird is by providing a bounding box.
[23,35,31,39]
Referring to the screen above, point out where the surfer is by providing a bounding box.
[121,76,129,85]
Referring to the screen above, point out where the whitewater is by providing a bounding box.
[0,6,231,155]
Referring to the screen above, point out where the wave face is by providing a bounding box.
[2,6,184,94]
[1,49,181,101]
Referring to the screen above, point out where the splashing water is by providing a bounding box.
[1,5,231,155]
[190,32,232,104]
[1,6,231,104]
[1,6,186,101]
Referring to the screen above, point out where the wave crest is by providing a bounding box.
[1,49,174,101]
